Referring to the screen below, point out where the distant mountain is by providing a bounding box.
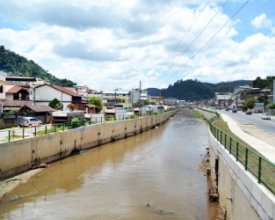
[0,45,77,87]
[149,79,252,101]
[146,88,161,96]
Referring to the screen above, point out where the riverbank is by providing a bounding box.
[0,110,179,202]
[200,149,225,220]
[0,109,218,219]
[0,168,44,202]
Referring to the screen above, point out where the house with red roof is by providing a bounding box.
[29,84,86,111]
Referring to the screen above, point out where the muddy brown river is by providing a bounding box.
[0,109,217,219]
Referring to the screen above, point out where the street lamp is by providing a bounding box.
[114,88,121,104]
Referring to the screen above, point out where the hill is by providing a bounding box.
[146,88,161,96]
[148,79,252,101]
[0,45,76,87]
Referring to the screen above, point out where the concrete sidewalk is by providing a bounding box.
[221,113,275,163]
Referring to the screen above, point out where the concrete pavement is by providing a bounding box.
[221,113,275,163]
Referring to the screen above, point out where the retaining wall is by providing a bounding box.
[0,110,178,179]
[209,129,275,220]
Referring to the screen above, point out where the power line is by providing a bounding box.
[154,0,211,83]
[156,0,229,86]
[159,0,250,88]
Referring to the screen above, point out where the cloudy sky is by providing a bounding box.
[0,0,274,91]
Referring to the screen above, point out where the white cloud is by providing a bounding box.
[0,0,274,91]
[251,13,272,29]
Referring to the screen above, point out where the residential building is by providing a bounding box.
[178,100,189,106]
[140,90,148,102]
[5,85,29,100]
[148,96,164,105]
[232,86,262,110]
[164,98,178,106]
[130,89,141,105]
[29,84,83,111]
[214,92,233,109]
[18,104,55,123]
[101,90,131,108]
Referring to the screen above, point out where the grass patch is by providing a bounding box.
[193,110,206,119]
[36,125,68,136]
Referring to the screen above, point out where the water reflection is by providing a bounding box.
[0,109,217,220]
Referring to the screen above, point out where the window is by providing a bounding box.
[0,85,3,93]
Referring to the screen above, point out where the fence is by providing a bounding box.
[208,112,275,194]
[0,109,178,144]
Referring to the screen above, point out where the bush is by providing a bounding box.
[88,97,103,112]
[108,116,115,121]
[70,117,80,128]
[49,98,63,110]
[267,102,275,109]
[130,114,138,119]
[242,97,254,110]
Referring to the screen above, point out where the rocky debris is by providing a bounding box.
[209,193,219,202]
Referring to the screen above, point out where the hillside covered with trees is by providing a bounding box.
[0,45,76,87]
[253,76,275,90]
[147,79,253,101]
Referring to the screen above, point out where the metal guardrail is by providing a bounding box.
[0,109,178,144]
[205,110,275,194]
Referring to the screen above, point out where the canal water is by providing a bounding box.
[0,109,217,219]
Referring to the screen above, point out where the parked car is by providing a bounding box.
[245,111,252,115]
[261,113,271,120]
[18,117,42,127]
[232,108,237,113]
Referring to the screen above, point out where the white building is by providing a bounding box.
[29,84,82,111]
[130,89,141,104]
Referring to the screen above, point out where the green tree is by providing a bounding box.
[70,117,80,128]
[257,94,269,106]
[0,45,77,87]
[243,96,254,110]
[88,97,103,112]
[267,102,275,109]
[253,76,275,90]
[49,98,63,110]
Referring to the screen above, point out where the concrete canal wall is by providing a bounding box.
[195,108,275,219]
[208,125,275,220]
[0,110,178,179]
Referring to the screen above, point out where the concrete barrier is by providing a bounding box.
[0,110,178,179]
[209,129,275,220]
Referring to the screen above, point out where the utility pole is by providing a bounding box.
[139,81,141,108]
[114,88,121,104]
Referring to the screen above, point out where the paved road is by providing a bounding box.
[217,110,275,135]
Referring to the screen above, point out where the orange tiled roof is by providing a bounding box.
[23,104,55,112]
[6,85,29,94]
[3,100,33,107]
[36,84,82,97]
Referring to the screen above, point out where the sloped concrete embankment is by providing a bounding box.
[0,110,178,180]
